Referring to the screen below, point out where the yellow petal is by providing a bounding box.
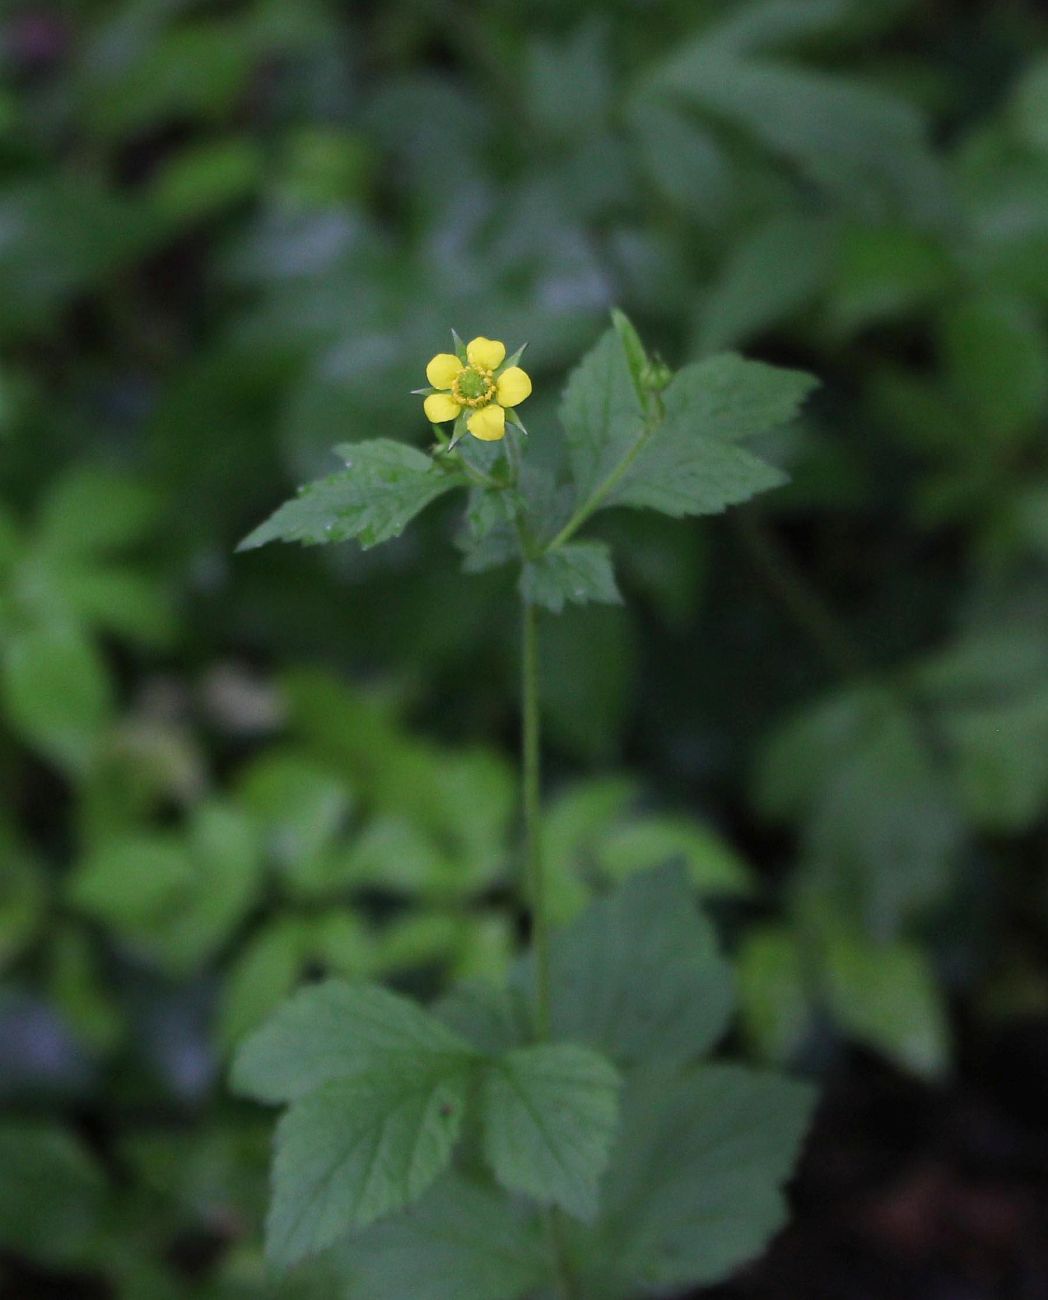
[466,336,505,370]
[467,403,506,441]
[496,366,532,408]
[426,353,463,389]
[424,392,461,423]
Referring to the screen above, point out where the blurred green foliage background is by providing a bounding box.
[2,0,1048,1295]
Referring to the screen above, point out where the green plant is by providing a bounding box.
[232,314,819,1297]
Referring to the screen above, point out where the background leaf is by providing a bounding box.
[267,1063,469,1266]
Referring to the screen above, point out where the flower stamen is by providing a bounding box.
[451,366,496,409]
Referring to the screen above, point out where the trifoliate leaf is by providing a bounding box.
[610,354,816,517]
[482,1043,620,1221]
[237,441,463,551]
[559,330,814,526]
[267,1063,470,1267]
[338,1174,547,1300]
[560,328,646,500]
[231,980,474,1104]
[528,864,735,1067]
[573,1063,816,1296]
[520,542,622,614]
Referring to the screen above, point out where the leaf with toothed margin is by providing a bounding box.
[608,355,817,518]
[570,1062,817,1296]
[560,328,647,501]
[237,440,465,551]
[230,981,481,1269]
[481,1043,621,1222]
[519,542,622,614]
[231,980,474,1105]
[266,1061,472,1268]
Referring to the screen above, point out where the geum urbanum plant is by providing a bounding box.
[234,315,820,1299]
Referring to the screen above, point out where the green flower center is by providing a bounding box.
[452,365,495,408]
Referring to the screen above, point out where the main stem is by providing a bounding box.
[521,598,578,1300]
[521,597,551,1040]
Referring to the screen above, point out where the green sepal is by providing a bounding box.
[499,342,529,373]
[451,330,468,362]
[507,408,529,437]
[447,411,470,451]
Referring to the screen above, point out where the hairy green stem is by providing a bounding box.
[521,598,551,1040]
[521,599,578,1299]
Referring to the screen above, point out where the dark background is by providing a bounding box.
[2,1,1048,1296]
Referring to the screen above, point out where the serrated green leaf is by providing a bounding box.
[560,329,646,501]
[615,436,788,518]
[657,353,817,444]
[457,487,519,575]
[482,1043,620,1221]
[231,980,472,1104]
[338,1173,547,1300]
[573,1063,816,1296]
[520,542,622,614]
[267,1063,469,1267]
[561,344,814,524]
[238,441,463,551]
[530,864,735,1067]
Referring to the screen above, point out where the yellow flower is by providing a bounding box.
[421,335,532,442]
